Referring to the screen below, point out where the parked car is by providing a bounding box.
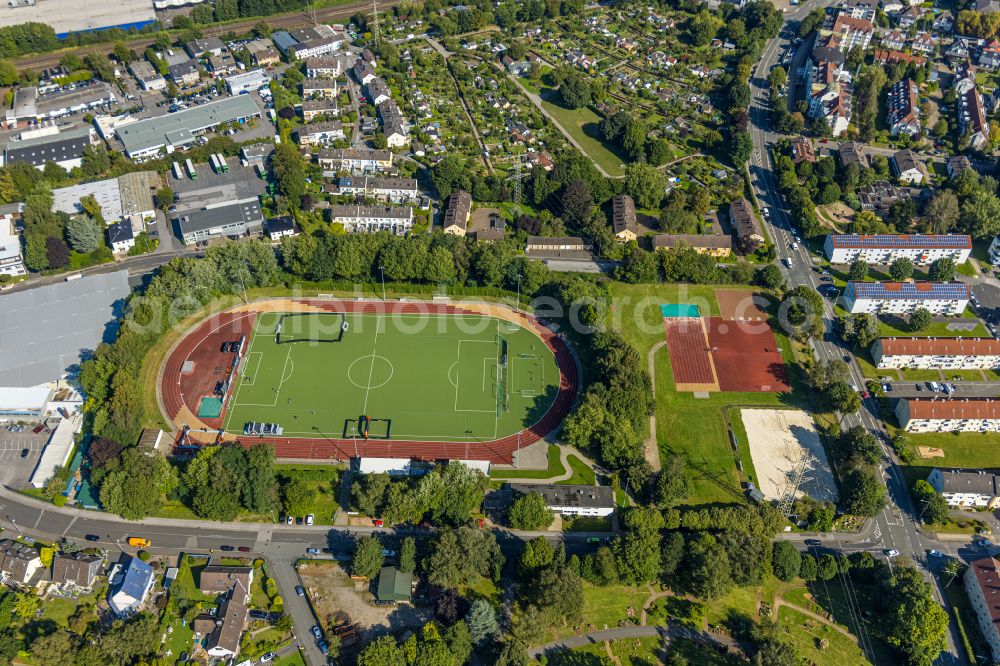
[311,625,323,640]
[260,653,275,663]
[295,585,305,596]
[382,549,396,557]
[804,539,821,547]
[306,513,315,526]
[220,545,234,551]
[926,549,942,558]
[883,549,900,557]
[306,548,320,555]
[238,546,251,553]
[19,448,28,458]
[319,640,329,655]
[84,534,100,542]
[285,515,294,525]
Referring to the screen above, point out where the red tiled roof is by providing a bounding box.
[880,337,1000,356]
[906,399,1000,420]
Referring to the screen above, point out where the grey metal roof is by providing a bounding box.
[0,270,130,387]
[4,127,92,167]
[116,95,260,156]
[176,201,263,234]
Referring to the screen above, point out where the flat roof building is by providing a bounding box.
[29,414,81,489]
[844,281,970,315]
[116,96,261,159]
[175,201,263,245]
[0,270,130,388]
[506,483,615,517]
[0,0,155,37]
[4,126,93,170]
[824,234,972,265]
[225,69,270,96]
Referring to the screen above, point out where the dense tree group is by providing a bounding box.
[350,462,490,526]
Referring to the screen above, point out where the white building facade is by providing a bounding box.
[871,337,1000,369]
[895,398,1000,433]
[843,281,970,315]
[824,234,971,265]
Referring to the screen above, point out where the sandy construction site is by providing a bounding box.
[741,408,838,503]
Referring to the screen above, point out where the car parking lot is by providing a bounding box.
[0,427,49,486]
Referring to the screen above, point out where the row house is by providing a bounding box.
[327,176,418,202]
[806,47,852,137]
[301,99,339,122]
[886,79,921,136]
[301,78,337,99]
[927,468,1000,509]
[294,121,345,146]
[318,148,392,174]
[306,56,341,78]
[327,204,413,234]
[378,100,408,148]
[874,49,926,66]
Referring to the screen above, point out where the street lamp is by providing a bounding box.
[378,265,386,301]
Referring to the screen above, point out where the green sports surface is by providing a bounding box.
[222,311,562,442]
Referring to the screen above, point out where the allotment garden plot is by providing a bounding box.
[221,310,561,443]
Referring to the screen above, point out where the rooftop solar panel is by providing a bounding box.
[849,281,971,300]
[831,234,972,249]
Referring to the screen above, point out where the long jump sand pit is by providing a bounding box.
[741,408,838,503]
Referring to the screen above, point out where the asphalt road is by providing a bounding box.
[748,7,962,664]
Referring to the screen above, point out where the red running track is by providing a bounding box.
[161,300,578,464]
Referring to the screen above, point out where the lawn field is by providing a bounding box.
[222,311,560,443]
[539,89,627,177]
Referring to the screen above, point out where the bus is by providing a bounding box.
[217,153,229,173]
[209,154,220,173]
[185,158,197,180]
[172,161,183,180]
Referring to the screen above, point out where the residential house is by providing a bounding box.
[301,78,337,99]
[896,398,1000,432]
[108,555,155,617]
[843,281,971,315]
[506,483,615,517]
[964,557,1000,662]
[652,234,732,257]
[443,190,472,236]
[805,47,852,136]
[328,176,418,202]
[51,552,102,592]
[327,205,413,233]
[0,539,42,585]
[947,155,973,179]
[246,39,280,68]
[874,49,926,66]
[838,142,869,170]
[306,56,341,78]
[525,236,594,258]
[129,61,166,92]
[911,32,936,54]
[790,137,815,163]
[317,148,392,173]
[353,60,376,85]
[265,216,296,240]
[107,221,135,254]
[185,37,225,59]
[611,194,638,243]
[206,579,250,660]
[958,84,990,150]
[828,14,875,51]
[365,77,391,106]
[928,468,1000,508]
[891,149,927,184]
[0,238,26,277]
[932,11,954,34]
[887,79,921,136]
[881,30,906,50]
[378,100,408,147]
[946,37,972,62]
[167,60,200,87]
[859,181,915,215]
[871,336,1000,370]
[301,99,339,122]
[897,5,922,29]
[824,234,971,265]
[729,199,764,253]
[199,565,254,597]
[206,53,238,78]
[294,121,345,147]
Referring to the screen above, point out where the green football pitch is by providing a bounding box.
[222,311,562,442]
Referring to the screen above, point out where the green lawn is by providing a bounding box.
[563,515,612,532]
[544,584,650,641]
[163,618,194,662]
[538,89,627,177]
[559,454,596,485]
[901,430,1000,469]
[605,283,807,505]
[877,318,990,338]
[492,445,565,479]
[898,368,946,381]
[275,465,341,525]
[776,605,870,665]
[273,652,306,666]
[224,311,560,443]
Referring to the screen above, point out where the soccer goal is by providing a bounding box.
[275,312,348,344]
[495,333,510,417]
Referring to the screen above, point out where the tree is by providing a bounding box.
[826,381,861,413]
[155,187,174,212]
[353,536,384,578]
[728,131,752,167]
[772,542,801,581]
[928,257,955,282]
[357,635,405,666]
[888,256,914,281]
[30,629,76,666]
[924,191,959,234]
[881,566,949,665]
[518,537,555,580]
[840,313,880,349]
[99,449,176,520]
[799,554,817,581]
[466,598,499,646]
[756,264,783,290]
[649,455,691,507]
[909,307,932,333]
[281,477,312,517]
[427,527,504,587]
[681,533,733,600]
[841,468,887,517]
[841,426,881,466]
[45,236,69,268]
[624,163,666,209]
[560,180,592,226]
[817,554,838,580]
[848,259,869,281]
[400,537,416,574]
[65,215,102,253]
[912,479,950,525]
[272,141,306,205]
[509,492,554,530]
[558,70,591,109]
